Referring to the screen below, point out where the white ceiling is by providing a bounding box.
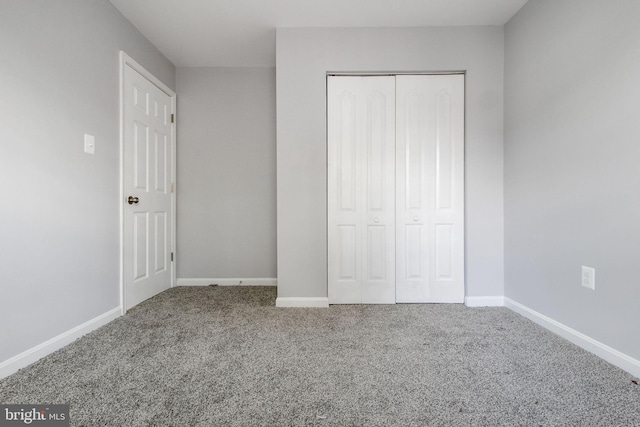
[109,0,528,67]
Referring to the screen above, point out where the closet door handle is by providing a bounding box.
[412,215,419,222]
[373,217,380,223]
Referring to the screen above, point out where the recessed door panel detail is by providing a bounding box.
[405,93,423,211]
[133,85,148,113]
[154,212,167,273]
[405,225,423,279]
[153,97,160,123]
[338,225,357,280]
[154,131,167,193]
[133,122,149,191]
[133,212,149,282]
[338,91,357,212]
[436,90,453,211]
[434,224,453,279]
[152,96,169,125]
[367,92,387,211]
[367,226,386,280]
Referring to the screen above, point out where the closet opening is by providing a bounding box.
[327,74,464,304]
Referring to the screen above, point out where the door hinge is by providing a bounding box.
[171,252,174,262]
[171,182,175,193]
[171,113,175,124]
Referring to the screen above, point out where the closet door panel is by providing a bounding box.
[328,77,362,303]
[328,76,395,304]
[362,77,395,304]
[431,75,464,302]
[396,78,432,302]
[396,75,464,303]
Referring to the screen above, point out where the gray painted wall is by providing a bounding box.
[276,27,505,299]
[176,67,277,279]
[0,0,175,362]
[504,0,640,360]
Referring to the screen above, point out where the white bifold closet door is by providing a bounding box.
[327,76,396,304]
[395,75,464,303]
[328,74,464,304]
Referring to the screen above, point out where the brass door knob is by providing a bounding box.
[127,196,139,205]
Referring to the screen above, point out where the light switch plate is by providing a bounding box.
[581,266,595,290]
[84,134,95,155]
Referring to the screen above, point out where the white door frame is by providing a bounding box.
[326,72,466,304]
[119,51,177,314]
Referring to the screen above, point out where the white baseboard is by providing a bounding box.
[465,296,505,307]
[276,297,329,308]
[505,297,640,378]
[0,307,121,380]
[177,278,277,287]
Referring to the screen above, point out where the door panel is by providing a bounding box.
[133,212,149,282]
[396,74,464,303]
[328,76,396,304]
[396,81,431,302]
[362,78,396,304]
[154,211,167,273]
[434,223,453,279]
[338,225,357,280]
[338,91,357,212]
[133,121,149,191]
[154,131,168,193]
[367,225,385,279]
[124,64,173,310]
[435,91,453,210]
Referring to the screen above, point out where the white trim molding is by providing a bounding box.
[464,295,504,307]
[465,296,505,307]
[505,298,640,378]
[177,278,277,287]
[276,297,330,308]
[0,307,121,380]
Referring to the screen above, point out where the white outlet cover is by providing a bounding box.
[581,266,595,290]
[84,134,95,155]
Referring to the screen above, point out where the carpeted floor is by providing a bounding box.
[0,286,638,426]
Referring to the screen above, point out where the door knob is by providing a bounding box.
[128,196,139,205]
[373,217,380,223]
[413,215,419,222]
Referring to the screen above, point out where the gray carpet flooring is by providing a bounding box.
[1,286,639,426]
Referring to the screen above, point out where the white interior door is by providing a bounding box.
[327,76,396,304]
[396,74,464,303]
[123,61,174,311]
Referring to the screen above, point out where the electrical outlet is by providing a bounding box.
[581,266,595,290]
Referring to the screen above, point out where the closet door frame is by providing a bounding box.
[327,73,465,304]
